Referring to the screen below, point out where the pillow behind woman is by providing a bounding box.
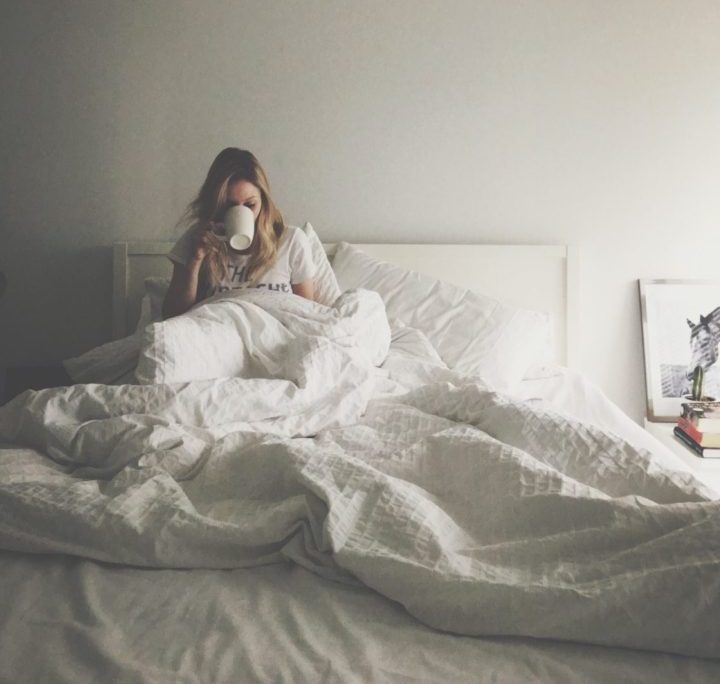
[331,242,552,392]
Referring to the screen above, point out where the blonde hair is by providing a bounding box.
[177,148,285,291]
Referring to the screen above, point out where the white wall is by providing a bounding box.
[2,0,719,422]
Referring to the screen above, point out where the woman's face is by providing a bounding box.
[226,179,262,222]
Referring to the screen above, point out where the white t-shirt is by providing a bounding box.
[168,225,316,298]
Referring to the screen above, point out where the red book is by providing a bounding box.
[677,417,720,448]
[681,401,720,431]
[673,426,720,458]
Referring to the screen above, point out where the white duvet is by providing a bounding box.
[1,289,719,658]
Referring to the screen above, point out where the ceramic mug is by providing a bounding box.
[222,205,255,250]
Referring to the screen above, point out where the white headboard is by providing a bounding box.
[113,241,579,366]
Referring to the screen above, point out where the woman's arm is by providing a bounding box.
[291,279,315,301]
[162,259,204,319]
[162,222,223,319]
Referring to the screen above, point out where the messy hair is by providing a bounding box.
[177,147,285,289]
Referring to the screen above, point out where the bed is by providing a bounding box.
[1,232,719,683]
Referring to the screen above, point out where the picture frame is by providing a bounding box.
[639,279,720,422]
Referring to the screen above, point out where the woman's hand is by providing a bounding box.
[163,222,224,319]
[189,221,224,263]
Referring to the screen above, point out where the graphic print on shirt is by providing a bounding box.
[211,262,292,295]
[168,224,316,299]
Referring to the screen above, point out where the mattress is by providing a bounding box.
[2,366,718,683]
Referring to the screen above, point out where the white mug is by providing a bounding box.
[223,204,255,250]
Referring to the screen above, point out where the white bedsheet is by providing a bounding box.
[1,291,720,678]
[2,551,718,684]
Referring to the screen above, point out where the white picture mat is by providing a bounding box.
[112,241,579,366]
[640,279,720,421]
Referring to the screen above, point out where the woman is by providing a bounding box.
[162,148,315,319]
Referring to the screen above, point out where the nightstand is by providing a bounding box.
[644,419,720,496]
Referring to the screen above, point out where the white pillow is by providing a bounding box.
[331,242,552,392]
[132,277,170,335]
[300,222,341,306]
[144,277,170,321]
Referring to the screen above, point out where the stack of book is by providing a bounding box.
[674,400,720,458]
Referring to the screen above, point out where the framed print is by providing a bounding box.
[639,279,720,421]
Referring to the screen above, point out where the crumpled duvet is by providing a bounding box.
[1,289,719,658]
